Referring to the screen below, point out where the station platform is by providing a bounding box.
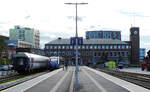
[2,66,150,92]
[119,67,150,75]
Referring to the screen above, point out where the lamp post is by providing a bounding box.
[65,2,88,89]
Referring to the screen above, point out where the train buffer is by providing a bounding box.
[2,66,150,92]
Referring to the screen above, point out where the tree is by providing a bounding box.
[0,37,8,58]
[118,55,123,63]
[100,52,108,63]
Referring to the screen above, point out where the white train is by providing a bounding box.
[13,52,50,74]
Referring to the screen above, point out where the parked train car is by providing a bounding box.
[141,50,150,71]
[12,52,50,74]
[49,56,64,69]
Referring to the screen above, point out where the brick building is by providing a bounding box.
[45,38,131,65]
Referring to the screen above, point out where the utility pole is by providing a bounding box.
[65,2,88,89]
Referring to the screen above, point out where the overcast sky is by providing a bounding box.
[0,0,150,51]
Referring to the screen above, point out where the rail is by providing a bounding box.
[98,68,150,90]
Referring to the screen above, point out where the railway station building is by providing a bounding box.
[44,38,131,65]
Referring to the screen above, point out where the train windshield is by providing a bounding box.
[15,57,28,66]
[50,58,58,63]
[18,58,24,65]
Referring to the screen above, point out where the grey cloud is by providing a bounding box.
[118,10,150,18]
[0,21,11,24]
[66,16,85,21]
[24,15,31,20]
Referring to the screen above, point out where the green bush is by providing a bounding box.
[0,58,12,65]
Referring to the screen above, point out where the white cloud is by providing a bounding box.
[0,0,150,50]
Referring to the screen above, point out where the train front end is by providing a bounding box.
[13,56,29,73]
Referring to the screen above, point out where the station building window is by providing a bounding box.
[50,52,53,56]
[122,45,125,49]
[54,52,57,55]
[66,46,69,49]
[114,45,117,49]
[110,45,113,49]
[54,46,57,49]
[114,52,117,56]
[62,52,65,56]
[106,45,109,49]
[62,46,65,49]
[74,46,76,49]
[94,52,97,56]
[90,45,93,49]
[122,52,125,56]
[86,52,89,56]
[118,52,120,56]
[98,45,101,49]
[70,46,73,49]
[58,46,61,49]
[126,45,129,49]
[50,46,53,49]
[98,52,101,56]
[58,52,61,55]
[110,52,113,56]
[82,46,85,49]
[126,52,128,56]
[45,45,49,49]
[118,45,121,49]
[94,45,97,49]
[102,45,105,49]
[86,45,89,49]
[78,46,81,49]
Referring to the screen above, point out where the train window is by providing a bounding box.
[18,58,24,65]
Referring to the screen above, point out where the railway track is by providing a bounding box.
[98,68,150,90]
[0,70,51,91]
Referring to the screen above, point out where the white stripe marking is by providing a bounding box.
[83,68,107,92]
[50,68,71,92]
[69,67,75,92]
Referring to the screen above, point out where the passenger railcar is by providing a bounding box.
[13,52,50,74]
[49,56,64,69]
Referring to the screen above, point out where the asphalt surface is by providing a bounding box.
[76,67,130,92]
[24,67,73,92]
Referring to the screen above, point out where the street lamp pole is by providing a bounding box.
[65,2,88,89]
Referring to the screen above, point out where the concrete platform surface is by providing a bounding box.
[119,67,150,75]
[84,66,150,92]
[76,66,129,92]
[2,66,150,92]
